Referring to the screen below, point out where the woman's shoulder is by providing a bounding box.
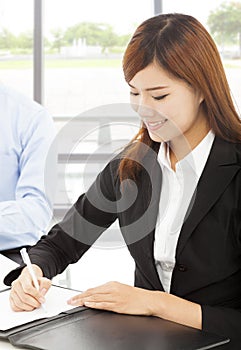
[214,135,241,153]
[234,142,241,165]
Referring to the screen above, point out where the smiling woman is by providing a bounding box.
[120,12,241,180]
[5,12,241,350]
[128,63,206,154]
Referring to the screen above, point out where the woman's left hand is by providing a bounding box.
[67,281,202,330]
[67,281,159,316]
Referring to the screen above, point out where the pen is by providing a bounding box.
[20,248,47,312]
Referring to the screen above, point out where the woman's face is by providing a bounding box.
[129,62,207,144]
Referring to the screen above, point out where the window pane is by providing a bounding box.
[44,0,154,116]
[0,0,33,97]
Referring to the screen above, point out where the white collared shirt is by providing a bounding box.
[154,130,215,293]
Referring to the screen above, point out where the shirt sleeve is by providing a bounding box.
[0,108,57,250]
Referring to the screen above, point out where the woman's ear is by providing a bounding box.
[198,90,204,104]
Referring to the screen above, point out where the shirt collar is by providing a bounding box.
[158,130,215,176]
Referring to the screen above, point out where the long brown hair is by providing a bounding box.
[119,13,241,181]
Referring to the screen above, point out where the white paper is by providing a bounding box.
[0,254,19,291]
[0,285,81,331]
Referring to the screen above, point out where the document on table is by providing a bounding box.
[0,285,81,331]
[0,254,19,291]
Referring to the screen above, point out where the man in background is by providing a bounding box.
[0,83,56,263]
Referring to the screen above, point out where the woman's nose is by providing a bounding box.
[137,103,155,121]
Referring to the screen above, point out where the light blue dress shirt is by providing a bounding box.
[0,84,56,250]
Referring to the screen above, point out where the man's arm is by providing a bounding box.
[0,108,56,250]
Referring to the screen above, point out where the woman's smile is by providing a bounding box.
[145,119,168,131]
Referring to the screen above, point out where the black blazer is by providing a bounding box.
[5,136,241,348]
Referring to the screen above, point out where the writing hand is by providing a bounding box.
[9,265,51,311]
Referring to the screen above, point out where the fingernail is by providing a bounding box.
[39,297,45,303]
[67,299,77,305]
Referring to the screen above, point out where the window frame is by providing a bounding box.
[33,0,161,106]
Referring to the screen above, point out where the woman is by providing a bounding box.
[6,13,241,348]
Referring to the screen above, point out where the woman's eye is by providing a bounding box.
[130,91,139,96]
[153,94,169,100]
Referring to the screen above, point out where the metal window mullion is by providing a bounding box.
[154,0,163,15]
[34,0,43,104]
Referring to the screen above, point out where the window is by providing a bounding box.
[0,0,33,96]
[44,0,154,116]
[42,0,154,218]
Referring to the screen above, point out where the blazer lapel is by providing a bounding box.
[142,152,162,257]
[132,151,164,289]
[176,137,240,257]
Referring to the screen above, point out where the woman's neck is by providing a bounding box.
[169,122,210,171]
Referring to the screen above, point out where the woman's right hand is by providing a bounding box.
[9,264,52,311]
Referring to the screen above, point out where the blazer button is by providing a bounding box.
[178,264,188,272]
